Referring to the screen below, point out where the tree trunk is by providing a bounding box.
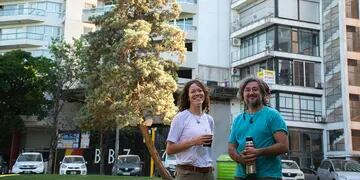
[99,131,104,175]
[47,98,63,174]
[138,124,173,180]
[115,127,119,160]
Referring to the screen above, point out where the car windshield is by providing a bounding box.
[332,160,360,172]
[282,162,299,169]
[167,154,176,160]
[63,157,85,163]
[117,156,140,164]
[18,154,42,162]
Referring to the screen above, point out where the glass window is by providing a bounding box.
[258,32,266,52]
[305,62,315,87]
[267,27,275,50]
[347,26,360,52]
[346,0,359,19]
[352,130,360,151]
[328,129,345,151]
[292,29,299,53]
[278,59,292,85]
[278,26,291,52]
[293,61,304,86]
[299,29,313,55]
[278,0,298,20]
[299,0,320,23]
[349,94,360,122]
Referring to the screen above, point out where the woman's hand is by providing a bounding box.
[191,134,213,146]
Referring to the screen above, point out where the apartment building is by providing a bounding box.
[325,0,360,160]
[230,0,360,168]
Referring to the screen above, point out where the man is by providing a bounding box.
[228,77,289,180]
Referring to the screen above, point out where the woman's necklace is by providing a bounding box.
[189,110,202,124]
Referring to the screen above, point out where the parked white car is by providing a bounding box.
[59,155,87,175]
[12,152,45,174]
[281,160,305,180]
[161,152,176,177]
[317,159,360,180]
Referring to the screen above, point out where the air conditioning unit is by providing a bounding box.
[231,68,240,76]
[232,38,241,47]
[315,82,322,89]
[315,116,326,123]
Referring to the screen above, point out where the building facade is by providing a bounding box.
[230,0,360,168]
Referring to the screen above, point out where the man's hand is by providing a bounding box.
[228,144,256,165]
[238,150,256,165]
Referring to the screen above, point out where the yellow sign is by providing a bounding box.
[257,70,275,84]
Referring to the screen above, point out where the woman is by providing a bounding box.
[166,80,214,180]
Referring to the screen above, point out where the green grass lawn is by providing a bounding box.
[0,174,162,180]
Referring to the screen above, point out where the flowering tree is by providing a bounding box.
[78,0,185,178]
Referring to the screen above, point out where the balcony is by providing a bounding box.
[0,32,46,49]
[176,24,197,40]
[160,51,197,69]
[0,8,46,25]
[82,5,115,23]
[231,0,257,10]
[176,0,197,14]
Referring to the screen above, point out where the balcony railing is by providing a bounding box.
[176,24,197,31]
[0,8,45,17]
[0,32,56,41]
[232,11,274,33]
[83,5,115,17]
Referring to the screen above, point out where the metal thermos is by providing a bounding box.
[245,136,256,175]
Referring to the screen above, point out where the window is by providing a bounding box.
[328,129,345,151]
[277,0,320,23]
[292,29,299,53]
[299,0,320,23]
[185,42,192,51]
[278,93,321,122]
[293,61,304,86]
[347,26,360,52]
[278,26,291,52]
[278,59,292,85]
[258,32,266,52]
[278,0,298,20]
[349,94,360,122]
[177,69,192,79]
[305,62,315,87]
[346,0,359,19]
[348,59,360,86]
[352,130,360,151]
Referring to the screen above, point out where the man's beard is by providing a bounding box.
[246,97,262,109]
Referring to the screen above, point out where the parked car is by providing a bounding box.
[59,155,87,175]
[12,152,45,174]
[112,155,142,176]
[155,152,176,177]
[317,159,360,180]
[281,160,305,180]
[300,168,317,180]
[0,154,8,174]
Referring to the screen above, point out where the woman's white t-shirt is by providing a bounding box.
[166,110,214,167]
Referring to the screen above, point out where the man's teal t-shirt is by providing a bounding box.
[228,106,288,178]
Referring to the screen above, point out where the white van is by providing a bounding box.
[12,152,45,174]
